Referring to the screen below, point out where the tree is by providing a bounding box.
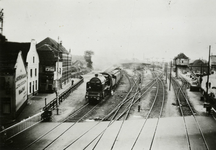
[84,50,94,69]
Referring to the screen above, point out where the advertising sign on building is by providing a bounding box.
[54,62,62,80]
[15,51,28,111]
[45,66,55,72]
[15,75,27,110]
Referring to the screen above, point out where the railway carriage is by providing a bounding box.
[85,68,122,103]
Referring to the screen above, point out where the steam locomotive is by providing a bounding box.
[85,67,122,103]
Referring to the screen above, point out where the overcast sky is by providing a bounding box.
[1,0,216,67]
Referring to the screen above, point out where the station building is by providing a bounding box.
[173,53,190,74]
[173,53,189,67]
[36,37,72,93]
[0,36,39,119]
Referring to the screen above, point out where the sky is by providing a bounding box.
[1,0,216,68]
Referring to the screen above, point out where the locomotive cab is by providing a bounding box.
[101,73,113,94]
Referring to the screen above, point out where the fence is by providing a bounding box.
[0,112,43,142]
[0,77,84,142]
[43,78,84,111]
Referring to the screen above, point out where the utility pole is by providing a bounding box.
[206,45,211,96]
[56,37,60,115]
[169,61,172,91]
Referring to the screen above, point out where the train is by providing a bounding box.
[85,67,122,103]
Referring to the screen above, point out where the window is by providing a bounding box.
[29,82,31,93]
[35,80,37,90]
[33,56,35,63]
[30,69,32,77]
[35,68,37,76]
[0,77,5,90]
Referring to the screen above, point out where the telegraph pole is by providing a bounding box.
[206,45,211,95]
[55,37,60,115]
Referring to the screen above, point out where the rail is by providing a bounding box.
[0,78,84,142]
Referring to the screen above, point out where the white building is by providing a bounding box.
[26,40,40,96]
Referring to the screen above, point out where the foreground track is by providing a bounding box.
[21,102,99,150]
[131,71,165,149]
[171,76,209,150]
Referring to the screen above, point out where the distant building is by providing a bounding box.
[36,37,72,92]
[72,60,84,71]
[173,53,189,66]
[189,59,208,74]
[71,60,86,78]
[210,55,216,70]
[0,38,39,119]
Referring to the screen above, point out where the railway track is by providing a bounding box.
[105,71,140,121]
[131,70,166,149]
[62,71,142,149]
[171,76,209,150]
[58,69,156,149]
[9,69,170,150]
[172,77,193,116]
[22,101,99,150]
[78,70,166,150]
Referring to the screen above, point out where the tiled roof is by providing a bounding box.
[0,41,30,74]
[174,53,189,60]
[37,49,57,65]
[190,59,207,66]
[37,37,69,54]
